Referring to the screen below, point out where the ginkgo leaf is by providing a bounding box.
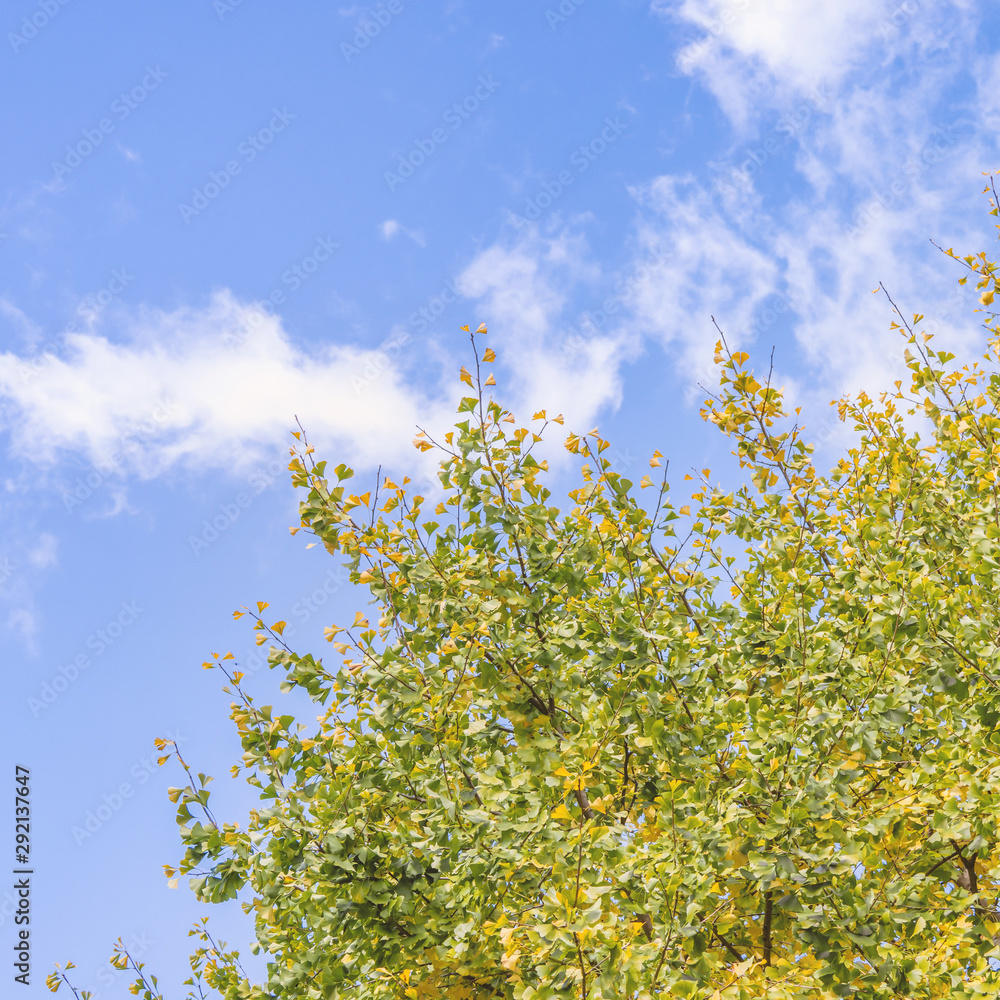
[139,207,1000,1000]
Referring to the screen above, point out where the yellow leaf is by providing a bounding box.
[353,612,368,627]
[533,409,546,420]
[649,450,663,468]
[358,571,376,584]
[232,610,244,620]
[460,324,469,331]
[476,323,488,334]
[679,505,690,515]
[459,367,474,387]
[640,475,654,488]
[272,621,287,636]
[553,766,571,776]
[551,803,573,821]
[256,601,269,613]
[483,348,496,363]
[483,373,496,386]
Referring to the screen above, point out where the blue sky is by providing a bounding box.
[3,0,1000,995]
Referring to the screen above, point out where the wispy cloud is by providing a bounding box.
[626,0,994,444]
[456,227,636,429]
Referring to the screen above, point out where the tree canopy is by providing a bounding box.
[50,228,1000,1000]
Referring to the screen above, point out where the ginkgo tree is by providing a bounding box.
[49,209,1000,1000]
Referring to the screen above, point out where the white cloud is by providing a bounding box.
[627,175,779,375]
[626,0,993,449]
[379,219,426,246]
[116,143,142,164]
[0,251,638,496]
[671,0,889,91]
[27,533,57,570]
[456,227,636,430]
[0,291,447,479]
[660,0,975,131]
[6,607,37,647]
